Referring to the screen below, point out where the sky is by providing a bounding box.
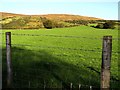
[0,0,119,20]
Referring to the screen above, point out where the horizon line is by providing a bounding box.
[1,11,117,20]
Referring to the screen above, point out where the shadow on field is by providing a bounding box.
[2,46,100,89]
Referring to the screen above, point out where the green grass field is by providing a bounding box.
[1,26,119,89]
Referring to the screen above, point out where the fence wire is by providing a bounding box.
[11,43,101,53]
[0,42,119,54]
[1,32,120,40]
[11,33,103,40]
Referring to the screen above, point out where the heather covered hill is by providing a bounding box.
[1,12,102,20]
[0,12,103,29]
[0,12,25,19]
[40,14,101,21]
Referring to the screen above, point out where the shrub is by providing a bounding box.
[53,22,65,28]
[95,23,104,29]
[65,20,88,26]
[95,21,115,29]
[43,19,54,29]
[103,21,115,29]
[41,17,54,29]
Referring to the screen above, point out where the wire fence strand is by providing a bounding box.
[0,42,119,54]
[11,43,102,52]
[1,33,120,40]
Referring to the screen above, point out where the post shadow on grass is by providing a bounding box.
[2,46,100,89]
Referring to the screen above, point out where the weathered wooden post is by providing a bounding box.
[101,36,112,90]
[90,86,92,90]
[0,31,2,90]
[6,32,13,88]
[70,83,73,90]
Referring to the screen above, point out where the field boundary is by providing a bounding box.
[2,32,119,89]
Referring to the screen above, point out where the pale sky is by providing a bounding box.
[0,0,119,20]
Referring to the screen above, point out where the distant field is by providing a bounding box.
[2,26,119,88]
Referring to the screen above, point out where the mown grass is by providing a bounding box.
[1,26,119,89]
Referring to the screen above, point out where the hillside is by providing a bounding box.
[37,14,102,21]
[0,12,103,29]
[0,12,25,19]
[1,12,102,20]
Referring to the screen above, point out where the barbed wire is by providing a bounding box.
[12,43,120,54]
[0,42,119,54]
[55,54,118,59]
[112,38,120,40]
[11,33,102,40]
[11,43,102,53]
[1,49,100,61]
[11,33,120,40]
[1,32,119,40]
[1,41,102,50]
[2,45,117,59]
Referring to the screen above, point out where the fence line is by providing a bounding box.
[1,42,119,54]
[11,43,119,54]
[1,32,120,40]
[11,43,102,53]
[1,42,104,59]
[11,33,103,40]
[3,32,118,89]
[2,42,103,50]
[3,44,117,60]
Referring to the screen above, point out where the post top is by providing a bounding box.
[103,36,112,40]
[6,32,11,34]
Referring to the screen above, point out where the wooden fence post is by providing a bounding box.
[101,36,112,90]
[0,31,2,90]
[6,32,13,88]
[70,83,73,90]
[78,84,81,90]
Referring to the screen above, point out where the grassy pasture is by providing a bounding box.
[1,26,119,89]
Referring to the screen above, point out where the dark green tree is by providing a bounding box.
[41,17,54,29]
[103,21,115,29]
[95,23,104,29]
[95,21,115,29]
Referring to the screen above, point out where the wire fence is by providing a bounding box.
[2,32,119,89]
[1,43,119,55]
[1,33,119,52]
[0,32,120,40]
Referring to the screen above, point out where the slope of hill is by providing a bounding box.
[0,12,103,29]
[0,12,102,20]
[40,14,101,21]
[0,12,25,19]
